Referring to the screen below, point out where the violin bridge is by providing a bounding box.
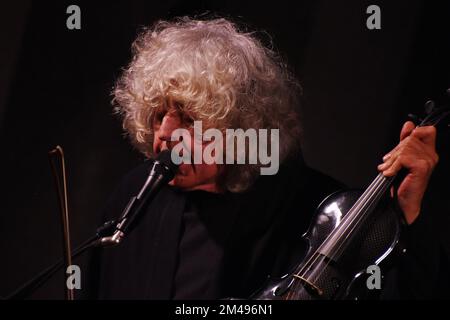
[293,274,324,297]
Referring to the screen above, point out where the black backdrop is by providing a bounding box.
[0,0,449,299]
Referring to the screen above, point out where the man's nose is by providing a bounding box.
[154,113,181,153]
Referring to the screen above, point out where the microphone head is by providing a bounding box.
[155,150,179,178]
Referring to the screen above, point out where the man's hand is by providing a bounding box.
[377,121,439,225]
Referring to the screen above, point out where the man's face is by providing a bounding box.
[152,108,222,193]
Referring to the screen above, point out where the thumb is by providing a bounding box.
[400,121,415,141]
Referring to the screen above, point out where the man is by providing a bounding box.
[90,17,445,299]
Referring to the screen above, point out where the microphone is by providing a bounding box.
[98,150,179,246]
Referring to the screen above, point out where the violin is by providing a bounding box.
[249,95,450,300]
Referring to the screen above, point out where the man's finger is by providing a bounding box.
[400,121,415,141]
[379,137,434,172]
[411,126,437,147]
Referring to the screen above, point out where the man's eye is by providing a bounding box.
[182,114,194,126]
[153,111,166,124]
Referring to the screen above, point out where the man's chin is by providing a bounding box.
[168,178,221,193]
[168,176,192,189]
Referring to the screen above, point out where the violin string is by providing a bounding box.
[290,177,383,298]
[286,173,387,299]
[302,173,392,297]
[293,173,385,278]
[309,175,392,285]
[287,173,384,298]
[288,173,391,298]
[323,175,390,258]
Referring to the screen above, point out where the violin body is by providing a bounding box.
[250,189,402,300]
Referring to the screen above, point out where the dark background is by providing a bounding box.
[0,0,449,299]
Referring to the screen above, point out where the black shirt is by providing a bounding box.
[172,192,225,299]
